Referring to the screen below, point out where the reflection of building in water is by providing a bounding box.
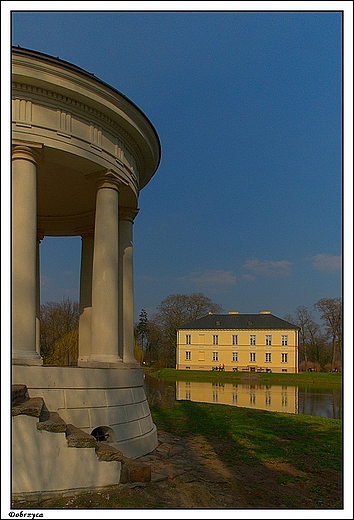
[176,381,298,414]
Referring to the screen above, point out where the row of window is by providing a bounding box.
[185,351,288,363]
[184,391,289,406]
[185,334,288,346]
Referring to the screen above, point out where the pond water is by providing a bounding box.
[144,375,342,420]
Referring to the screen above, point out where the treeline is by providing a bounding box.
[38,294,342,372]
[135,293,222,368]
[135,295,342,371]
[283,298,342,372]
[40,298,79,365]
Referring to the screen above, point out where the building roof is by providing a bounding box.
[178,313,300,331]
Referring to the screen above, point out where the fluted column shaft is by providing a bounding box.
[12,145,42,365]
[89,173,122,365]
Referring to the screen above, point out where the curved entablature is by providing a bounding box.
[12,46,161,234]
[12,47,160,189]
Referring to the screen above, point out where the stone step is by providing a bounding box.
[65,424,97,448]
[37,411,67,433]
[12,384,29,407]
[95,442,123,462]
[120,456,151,483]
[12,396,46,418]
[12,388,153,484]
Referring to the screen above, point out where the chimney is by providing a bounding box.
[228,311,239,314]
[259,310,271,314]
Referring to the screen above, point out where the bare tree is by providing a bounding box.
[314,297,342,371]
[284,307,324,370]
[153,293,223,367]
[295,306,312,371]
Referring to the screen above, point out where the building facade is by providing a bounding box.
[176,311,300,373]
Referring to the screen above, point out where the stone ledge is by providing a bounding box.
[66,424,97,448]
[37,411,67,433]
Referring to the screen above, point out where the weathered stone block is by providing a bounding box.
[121,457,151,483]
[12,385,29,406]
[12,397,45,417]
[95,442,123,462]
[37,411,67,433]
[66,423,97,448]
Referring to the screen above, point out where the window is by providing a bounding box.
[250,335,256,346]
[186,334,191,345]
[232,334,238,346]
[186,391,191,400]
[212,335,219,345]
[265,353,272,363]
[185,351,191,361]
[250,352,256,362]
[265,335,272,346]
[281,335,288,346]
[232,352,238,362]
[212,352,219,362]
[281,353,288,363]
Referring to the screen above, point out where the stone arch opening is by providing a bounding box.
[91,426,116,443]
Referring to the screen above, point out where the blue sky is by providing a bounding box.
[4,4,350,325]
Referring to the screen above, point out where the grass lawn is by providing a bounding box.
[147,367,342,388]
[151,399,342,470]
[151,398,343,508]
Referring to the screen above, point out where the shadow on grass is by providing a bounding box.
[151,398,342,509]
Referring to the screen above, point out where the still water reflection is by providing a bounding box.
[144,375,342,420]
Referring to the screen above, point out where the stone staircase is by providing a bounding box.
[12,384,151,496]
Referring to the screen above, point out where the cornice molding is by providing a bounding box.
[12,81,145,176]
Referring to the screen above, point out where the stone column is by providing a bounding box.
[78,230,94,364]
[119,207,139,364]
[12,144,43,365]
[88,172,122,366]
[36,231,44,356]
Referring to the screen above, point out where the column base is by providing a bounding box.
[123,356,141,367]
[12,351,43,366]
[79,353,122,368]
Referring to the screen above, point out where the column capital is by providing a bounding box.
[12,142,43,165]
[85,170,121,191]
[119,206,139,222]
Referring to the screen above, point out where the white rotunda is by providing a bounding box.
[12,47,161,494]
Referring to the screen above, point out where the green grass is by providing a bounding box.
[151,399,342,472]
[148,367,342,388]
